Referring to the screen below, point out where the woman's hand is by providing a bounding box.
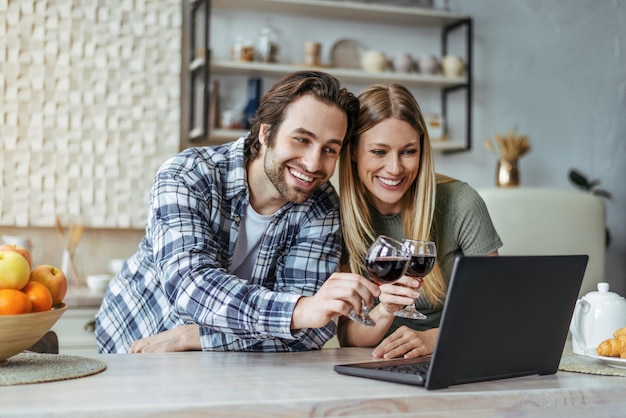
[336,275,421,348]
[378,276,422,316]
[129,324,201,353]
[372,326,438,359]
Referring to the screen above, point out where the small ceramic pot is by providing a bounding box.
[417,55,440,75]
[304,41,322,66]
[393,53,413,73]
[361,50,388,73]
[442,55,465,78]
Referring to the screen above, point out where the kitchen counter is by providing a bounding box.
[63,287,104,309]
[3,347,626,417]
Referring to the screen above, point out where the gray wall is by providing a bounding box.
[434,0,626,295]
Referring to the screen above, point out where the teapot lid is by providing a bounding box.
[583,282,625,302]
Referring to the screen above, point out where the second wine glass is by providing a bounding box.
[394,239,437,320]
[346,235,410,327]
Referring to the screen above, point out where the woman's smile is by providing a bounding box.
[355,118,421,214]
[376,175,404,188]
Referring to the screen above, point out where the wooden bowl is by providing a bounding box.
[0,303,67,361]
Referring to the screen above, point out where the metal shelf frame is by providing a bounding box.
[182,0,473,152]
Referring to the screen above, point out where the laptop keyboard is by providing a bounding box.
[376,361,431,376]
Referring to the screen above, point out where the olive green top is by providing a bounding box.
[346,180,503,333]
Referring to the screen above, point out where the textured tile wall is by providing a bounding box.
[0,0,181,228]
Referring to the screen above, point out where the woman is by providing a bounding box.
[337,84,502,359]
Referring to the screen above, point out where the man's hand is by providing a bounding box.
[372,326,438,359]
[129,324,201,353]
[291,272,380,330]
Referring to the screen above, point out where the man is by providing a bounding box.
[95,71,380,353]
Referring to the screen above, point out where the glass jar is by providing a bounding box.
[232,36,254,62]
[257,20,279,63]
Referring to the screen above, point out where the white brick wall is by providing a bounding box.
[0,0,181,228]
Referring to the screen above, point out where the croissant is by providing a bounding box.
[596,338,623,357]
[614,327,626,340]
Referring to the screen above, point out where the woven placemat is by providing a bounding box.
[558,348,626,377]
[0,352,106,386]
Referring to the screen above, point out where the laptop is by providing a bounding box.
[334,255,588,390]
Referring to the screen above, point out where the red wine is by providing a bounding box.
[366,256,408,285]
[406,255,436,278]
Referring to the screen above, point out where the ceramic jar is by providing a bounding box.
[442,55,465,78]
[304,41,322,66]
[361,50,388,73]
[417,55,440,75]
[393,53,413,73]
[257,21,279,63]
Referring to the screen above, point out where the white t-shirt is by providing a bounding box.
[230,204,273,280]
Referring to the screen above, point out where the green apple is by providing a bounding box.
[0,244,32,269]
[0,250,31,290]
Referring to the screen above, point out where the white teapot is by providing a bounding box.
[570,282,626,354]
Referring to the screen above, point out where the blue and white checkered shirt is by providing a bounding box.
[95,137,342,353]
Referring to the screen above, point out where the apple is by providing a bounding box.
[0,243,32,269]
[29,264,68,306]
[0,250,31,290]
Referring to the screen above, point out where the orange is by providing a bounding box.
[0,288,32,315]
[22,281,53,312]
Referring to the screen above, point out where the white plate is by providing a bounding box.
[583,348,626,369]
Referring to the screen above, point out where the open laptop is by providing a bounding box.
[334,255,588,390]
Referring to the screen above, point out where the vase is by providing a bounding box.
[496,159,519,187]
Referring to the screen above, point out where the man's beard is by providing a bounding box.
[263,147,323,204]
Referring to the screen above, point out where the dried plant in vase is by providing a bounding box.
[484,127,531,187]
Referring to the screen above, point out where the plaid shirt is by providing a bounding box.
[95,137,342,353]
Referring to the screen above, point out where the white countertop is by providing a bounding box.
[2,347,626,417]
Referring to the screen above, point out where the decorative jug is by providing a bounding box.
[569,282,626,354]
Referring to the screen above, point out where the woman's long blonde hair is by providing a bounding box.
[339,84,448,307]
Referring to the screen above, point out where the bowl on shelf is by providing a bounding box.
[86,274,112,295]
[107,258,126,275]
[0,303,67,361]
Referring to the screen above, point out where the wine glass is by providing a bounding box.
[346,235,410,327]
[394,239,437,320]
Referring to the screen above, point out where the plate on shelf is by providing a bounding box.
[584,348,626,369]
[330,39,365,69]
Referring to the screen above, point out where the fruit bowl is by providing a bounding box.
[0,303,67,361]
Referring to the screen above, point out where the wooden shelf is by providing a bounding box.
[208,128,466,151]
[211,60,467,88]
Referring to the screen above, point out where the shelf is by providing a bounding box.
[211,60,467,88]
[183,0,473,152]
[209,128,466,151]
[212,0,470,26]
